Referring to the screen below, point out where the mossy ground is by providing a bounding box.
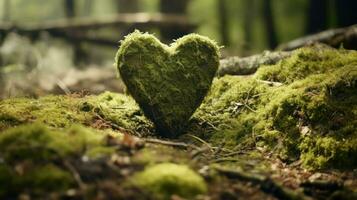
[132,163,207,199]
[0,45,356,199]
[192,45,357,170]
[0,91,153,134]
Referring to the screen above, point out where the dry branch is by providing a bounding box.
[278,25,357,51]
[0,13,194,32]
[144,138,201,151]
[0,13,195,46]
[217,51,292,76]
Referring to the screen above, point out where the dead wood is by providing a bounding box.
[278,25,357,51]
[217,51,292,76]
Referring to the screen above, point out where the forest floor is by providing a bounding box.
[0,44,356,200]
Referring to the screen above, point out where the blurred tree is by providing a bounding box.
[115,0,139,40]
[64,0,76,18]
[117,0,139,13]
[243,0,254,51]
[262,0,277,49]
[2,0,10,21]
[335,0,357,27]
[306,0,328,34]
[84,0,93,16]
[1,0,10,44]
[217,0,230,46]
[159,0,190,41]
[160,0,188,14]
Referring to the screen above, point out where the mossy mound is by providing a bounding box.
[194,45,357,169]
[132,162,207,199]
[255,44,357,83]
[95,91,154,135]
[0,163,74,198]
[116,31,219,137]
[0,95,93,130]
[0,92,153,134]
[0,123,117,197]
[0,122,206,199]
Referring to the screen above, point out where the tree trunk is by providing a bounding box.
[262,0,278,49]
[117,0,139,13]
[64,0,83,64]
[335,0,357,27]
[160,0,188,14]
[64,0,75,18]
[159,0,190,42]
[243,0,254,52]
[2,0,10,22]
[83,0,93,16]
[218,0,230,46]
[306,0,328,34]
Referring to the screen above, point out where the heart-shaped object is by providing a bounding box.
[116,31,219,137]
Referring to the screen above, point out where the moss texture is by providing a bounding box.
[116,31,219,137]
[0,95,93,130]
[0,45,356,172]
[0,92,153,134]
[132,162,207,199]
[194,45,357,169]
[95,91,154,135]
[0,123,117,197]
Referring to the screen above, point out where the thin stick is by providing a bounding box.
[144,138,201,151]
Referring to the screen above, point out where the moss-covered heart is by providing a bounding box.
[116,31,219,137]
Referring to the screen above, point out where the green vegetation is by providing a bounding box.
[1,45,356,170]
[116,31,219,137]
[0,91,153,134]
[0,45,356,199]
[0,95,93,130]
[95,91,154,135]
[132,162,207,199]
[0,123,116,197]
[255,45,357,83]
[194,45,357,169]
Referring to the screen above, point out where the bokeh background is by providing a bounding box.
[0,0,356,98]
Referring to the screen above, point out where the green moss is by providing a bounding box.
[132,162,207,199]
[258,65,357,168]
[132,144,191,166]
[299,135,357,170]
[255,45,357,83]
[0,95,94,130]
[0,123,120,197]
[0,123,116,162]
[188,76,270,150]
[0,92,153,134]
[116,31,219,137]
[192,45,357,169]
[95,91,154,135]
[0,164,75,197]
[0,45,355,170]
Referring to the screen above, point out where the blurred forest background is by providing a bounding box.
[0,0,356,98]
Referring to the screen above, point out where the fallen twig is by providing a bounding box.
[187,134,213,149]
[144,138,201,151]
[63,159,87,191]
